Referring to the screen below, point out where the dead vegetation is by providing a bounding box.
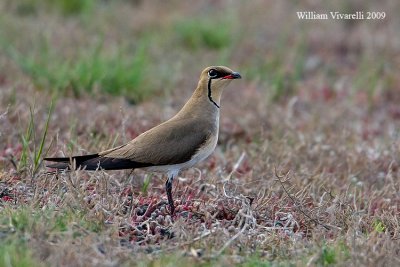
[0,0,399,266]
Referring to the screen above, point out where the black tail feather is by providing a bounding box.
[44,154,152,170]
[44,154,99,170]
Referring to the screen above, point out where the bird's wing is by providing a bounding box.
[44,153,153,170]
[100,118,215,166]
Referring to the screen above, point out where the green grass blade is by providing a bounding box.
[141,174,151,194]
[33,101,54,173]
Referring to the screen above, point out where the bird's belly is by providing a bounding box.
[142,131,218,175]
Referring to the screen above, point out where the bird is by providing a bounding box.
[44,66,241,215]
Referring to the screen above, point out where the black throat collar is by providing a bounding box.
[207,78,220,109]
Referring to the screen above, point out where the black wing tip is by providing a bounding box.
[43,154,153,171]
[44,154,100,162]
[43,157,70,163]
[43,154,100,170]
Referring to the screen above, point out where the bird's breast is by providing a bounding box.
[189,114,219,163]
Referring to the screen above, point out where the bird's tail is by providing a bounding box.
[44,154,100,170]
[44,154,152,170]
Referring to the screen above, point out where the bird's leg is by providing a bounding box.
[165,174,175,215]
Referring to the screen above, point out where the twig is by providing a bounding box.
[217,173,257,255]
[216,223,248,256]
[8,156,18,171]
[274,167,331,230]
[0,106,9,120]
[160,230,213,253]
[221,152,246,182]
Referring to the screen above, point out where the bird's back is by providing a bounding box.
[101,115,218,167]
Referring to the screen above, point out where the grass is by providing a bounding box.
[6,0,94,16]
[3,205,100,234]
[18,102,53,175]
[141,174,152,194]
[0,241,41,267]
[318,245,338,266]
[314,241,351,266]
[372,220,386,233]
[0,1,399,266]
[174,18,233,50]
[0,206,105,267]
[242,31,308,101]
[5,39,152,102]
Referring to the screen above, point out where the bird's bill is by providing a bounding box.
[222,72,241,80]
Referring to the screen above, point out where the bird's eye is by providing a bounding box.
[208,69,218,78]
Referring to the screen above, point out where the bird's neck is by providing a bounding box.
[176,83,221,120]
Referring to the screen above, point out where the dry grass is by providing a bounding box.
[0,1,399,266]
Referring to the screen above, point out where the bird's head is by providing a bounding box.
[197,66,241,108]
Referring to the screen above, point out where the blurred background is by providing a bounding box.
[0,1,399,265]
[1,0,399,175]
[1,0,399,104]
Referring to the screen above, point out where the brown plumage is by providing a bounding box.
[45,66,241,214]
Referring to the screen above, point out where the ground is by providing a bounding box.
[0,1,399,266]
